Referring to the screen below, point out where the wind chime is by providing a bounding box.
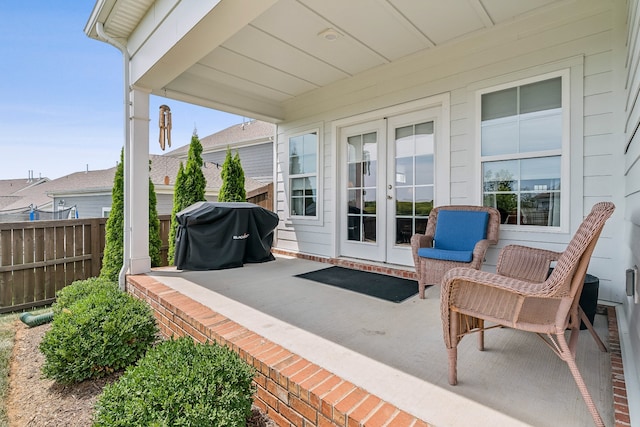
[158,104,172,151]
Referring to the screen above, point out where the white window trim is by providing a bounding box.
[102,207,111,218]
[284,126,322,223]
[476,69,571,233]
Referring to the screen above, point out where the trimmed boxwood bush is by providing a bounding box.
[92,337,256,427]
[52,277,120,316]
[39,281,158,384]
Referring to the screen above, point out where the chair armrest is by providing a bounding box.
[442,267,550,298]
[496,245,562,282]
[411,234,434,273]
[471,239,492,261]
[410,234,434,251]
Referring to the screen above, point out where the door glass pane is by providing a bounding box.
[415,154,434,185]
[348,135,362,163]
[348,216,361,241]
[396,217,412,244]
[395,187,413,216]
[363,189,377,214]
[415,186,434,216]
[395,157,413,186]
[347,131,377,243]
[363,134,377,188]
[363,217,376,242]
[393,121,434,247]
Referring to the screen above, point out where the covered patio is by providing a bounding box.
[128,255,622,427]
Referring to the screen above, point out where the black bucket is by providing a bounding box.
[579,274,599,330]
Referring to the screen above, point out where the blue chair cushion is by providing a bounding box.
[433,210,489,251]
[417,247,474,262]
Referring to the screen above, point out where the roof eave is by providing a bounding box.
[84,0,117,39]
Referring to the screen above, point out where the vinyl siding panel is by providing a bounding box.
[623,0,640,397]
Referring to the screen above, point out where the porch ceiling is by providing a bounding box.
[87,0,569,121]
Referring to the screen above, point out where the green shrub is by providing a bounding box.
[40,286,158,383]
[52,277,119,316]
[218,148,246,202]
[93,337,255,427]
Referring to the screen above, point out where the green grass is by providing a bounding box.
[0,308,52,427]
[0,312,19,427]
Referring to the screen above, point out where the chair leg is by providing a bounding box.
[419,281,426,299]
[556,332,605,427]
[448,348,458,385]
[477,318,485,351]
[448,312,459,385]
[579,307,607,352]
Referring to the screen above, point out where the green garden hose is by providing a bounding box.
[19,311,54,328]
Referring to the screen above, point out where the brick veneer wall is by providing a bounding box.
[127,274,431,427]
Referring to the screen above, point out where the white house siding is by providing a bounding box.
[623,0,640,410]
[274,0,628,302]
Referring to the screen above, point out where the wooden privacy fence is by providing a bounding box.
[0,218,106,314]
[0,216,170,314]
[0,184,273,313]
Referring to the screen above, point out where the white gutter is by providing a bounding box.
[96,22,131,292]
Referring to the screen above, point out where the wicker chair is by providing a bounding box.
[441,201,614,427]
[410,205,500,298]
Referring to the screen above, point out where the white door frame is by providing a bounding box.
[332,94,451,264]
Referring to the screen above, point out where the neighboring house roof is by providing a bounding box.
[0,177,50,209]
[146,154,265,194]
[0,178,48,195]
[165,120,275,159]
[0,154,267,214]
[0,170,114,212]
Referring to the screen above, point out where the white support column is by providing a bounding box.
[128,87,151,274]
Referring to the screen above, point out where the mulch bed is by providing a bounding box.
[6,321,273,426]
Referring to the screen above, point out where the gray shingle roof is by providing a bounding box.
[165,120,275,158]
[0,154,266,213]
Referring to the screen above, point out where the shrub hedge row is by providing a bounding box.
[39,278,257,426]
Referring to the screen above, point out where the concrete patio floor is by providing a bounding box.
[144,255,615,427]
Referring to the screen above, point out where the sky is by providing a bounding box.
[0,2,244,181]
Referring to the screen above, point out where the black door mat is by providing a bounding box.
[295,266,419,303]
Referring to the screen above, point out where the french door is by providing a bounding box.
[339,108,439,265]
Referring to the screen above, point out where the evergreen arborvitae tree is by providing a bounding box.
[168,133,207,265]
[100,150,125,281]
[148,161,162,267]
[101,150,164,281]
[184,134,207,202]
[218,148,246,202]
[167,162,185,265]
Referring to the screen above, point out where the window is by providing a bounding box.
[289,131,317,217]
[480,75,567,228]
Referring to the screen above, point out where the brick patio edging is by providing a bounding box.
[606,306,631,427]
[127,274,431,427]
